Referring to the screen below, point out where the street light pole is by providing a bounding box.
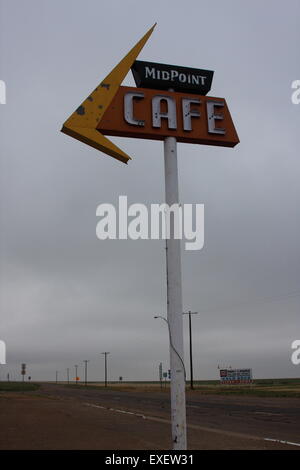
[101,352,110,387]
[67,368,70,385]
[83,360,89,386]
[183,311,198,390]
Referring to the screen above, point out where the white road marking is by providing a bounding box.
[84,402,300,448]
[264,438,300,447]
[84,402,146,419]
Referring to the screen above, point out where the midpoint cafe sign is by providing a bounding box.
[61,25,239,163]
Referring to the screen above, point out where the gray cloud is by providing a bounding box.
[0,0,299,382]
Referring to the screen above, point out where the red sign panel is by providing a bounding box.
[97,86,239,148]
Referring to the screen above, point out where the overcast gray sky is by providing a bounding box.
[0,0,299,382]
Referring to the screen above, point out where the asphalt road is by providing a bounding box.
[38,383,300,446]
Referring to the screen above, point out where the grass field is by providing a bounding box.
[1,379,300,397]
[61,378,300,398]
[0,382,40,392]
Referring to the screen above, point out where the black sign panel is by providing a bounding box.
[131,61,214,95]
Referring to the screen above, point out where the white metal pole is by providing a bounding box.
[164,134,187,450]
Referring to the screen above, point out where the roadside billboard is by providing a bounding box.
[220,368,253,384]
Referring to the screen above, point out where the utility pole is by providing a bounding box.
[21,363,26,382]
[183,311,198,390]
[159,362,163,390]
[83,360,89,386]
[101,352,110,387]
[67,368,70,385]
[75,365,78,385]
[56,371,58,384]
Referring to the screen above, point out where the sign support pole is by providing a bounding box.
[164,134,187,450]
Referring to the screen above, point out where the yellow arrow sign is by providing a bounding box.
[61,24,156,164]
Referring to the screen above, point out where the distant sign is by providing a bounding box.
[131,61,214,95]
[220,368,252,384]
